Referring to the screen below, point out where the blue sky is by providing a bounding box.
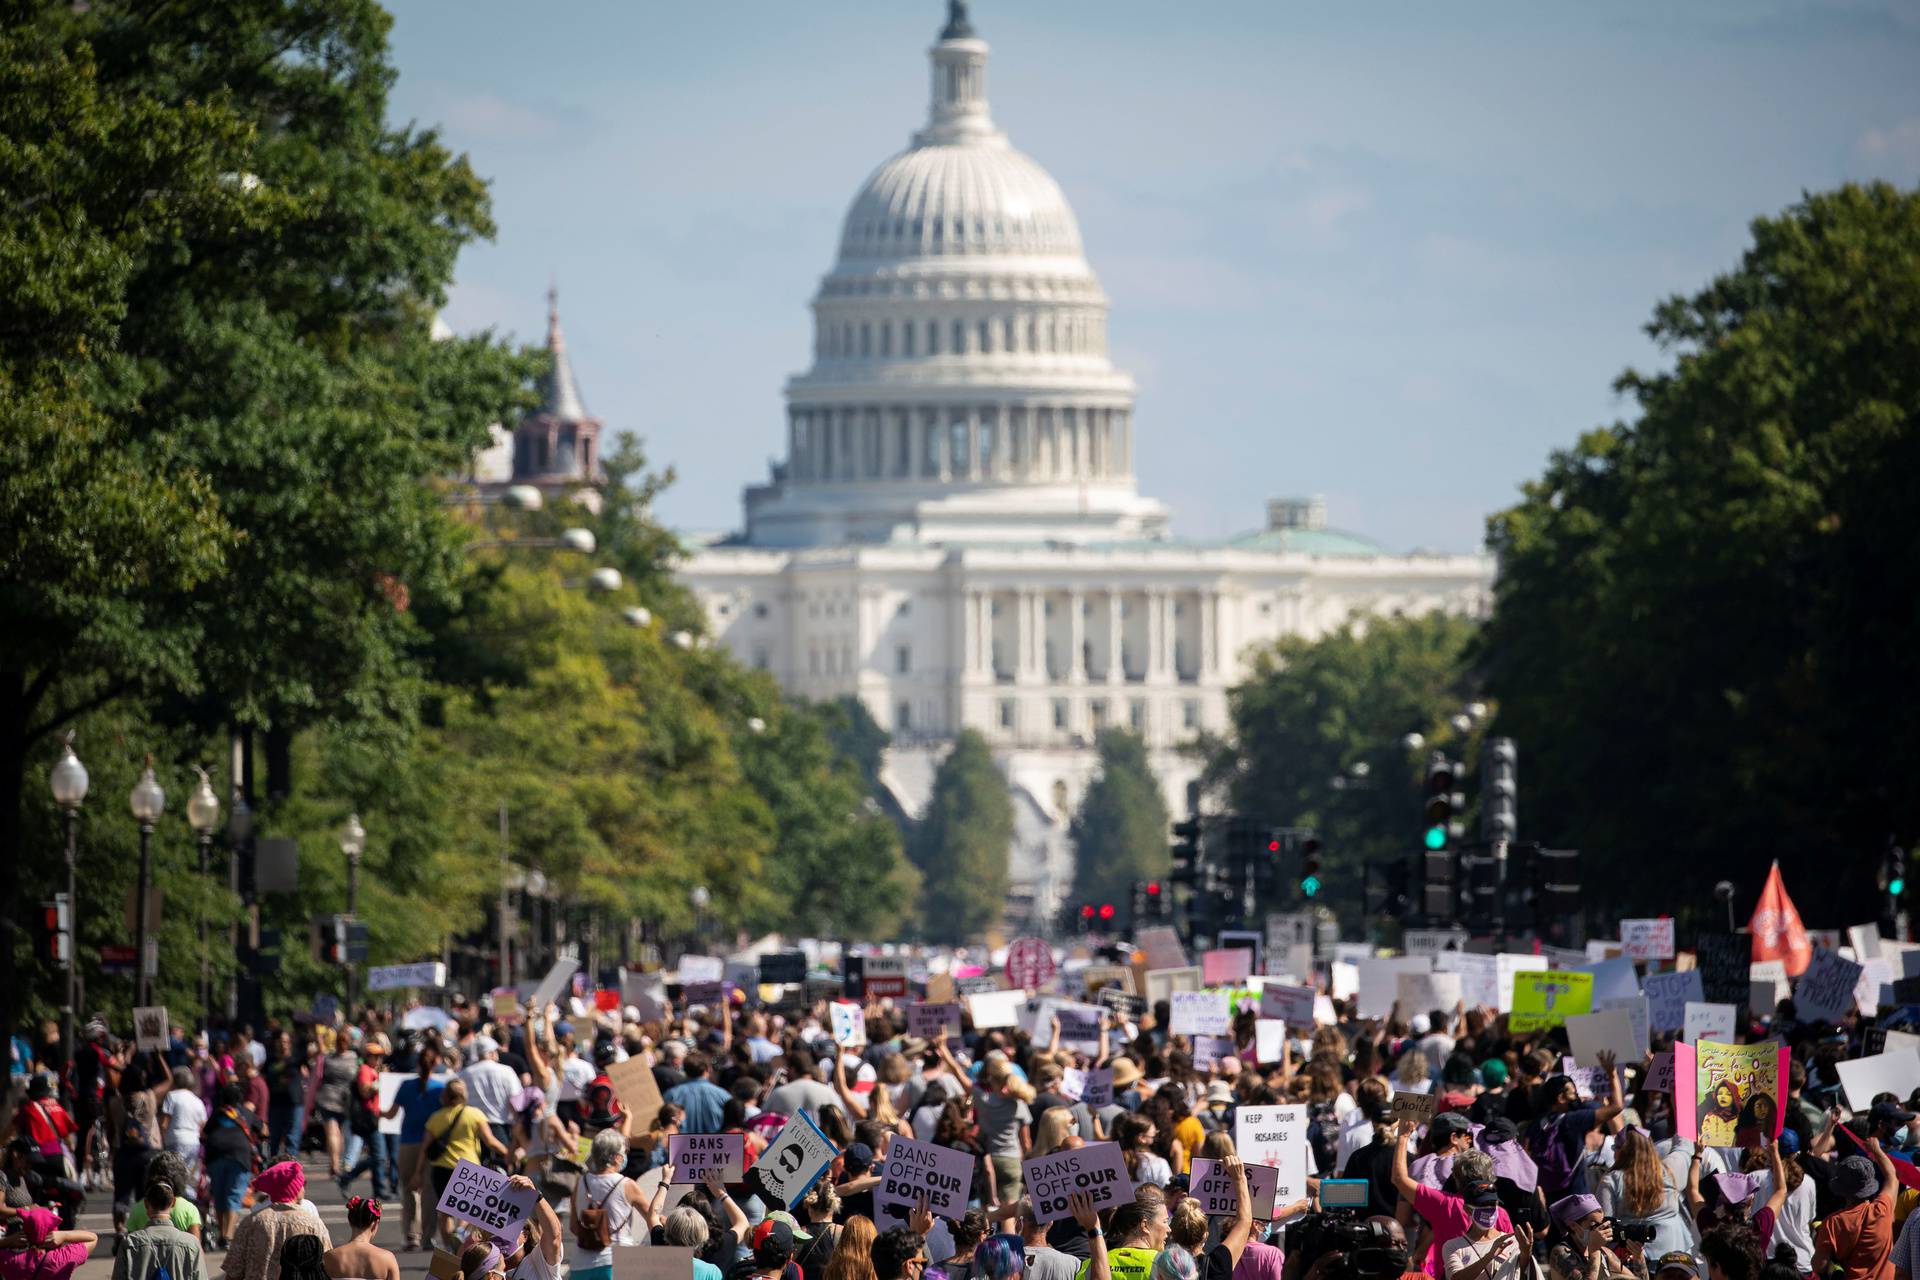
[386,1,1920,552]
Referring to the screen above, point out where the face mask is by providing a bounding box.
[1473,1208,1499,1230]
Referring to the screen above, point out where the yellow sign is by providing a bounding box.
[1510,970,1593,1031]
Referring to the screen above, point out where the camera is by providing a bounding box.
[1606,1218,1658,1245]
[1283,1214,1409,1280]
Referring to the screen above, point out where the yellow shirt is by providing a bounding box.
[425,1104,489,1169]
[1175,1116,1206,1173]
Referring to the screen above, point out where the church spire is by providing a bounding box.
[541,285,588,422]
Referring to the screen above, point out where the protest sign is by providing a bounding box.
[1580,957,1640,1002]
[908,1002,962,1041]
[876,1136,976,1224]
[1750,960,1790,1013]
[759,952,807,986]
[1834,1048,1920,1110]
[1080,1067,1115,1108]
[1260,983,1316,1028]
[1145,967,1204,1007]
[751,1110,838,1208]
[435,1159,539,1242]
[1217,930,1264,977]
[1887,1030,1920,1056]
[1137,926,1188,972]
[863,955,909,1000]
[682,982,725,1008]
[1643,970,1704,1032]
[1494,953,1549,1014]
[1266,912,1314,953]
[1330,962,1358,1001]
[1233,1105,1310,1204]
[677,955,724,984]
[1594,995,1650,1059]
[1646,1052,1675,1093]
[1061,1067,1088,1102]
[1356,956,1431,1020]
[491,988,521,1021]
[1189,1157,1281,1220]
[1081,964,1135,996]
[1794,948,1866,1023]
[1859,957,1894,1014]
[367,961,447,992]
[1849,924,1884,962]
[1191,1035,1235,1069]
[620,972,667,1023]
[1694,934,1751,1011]
[668,1133,746,1183]
[1675,1039,1787,1147]
[428,1250,461,1280]
[830,1002,867,1047]
[606,1055,666,1131]
[376,1070,451,1136]
[1203,947,1255,986]
[1396,970,1462,1014]
[966,990,1025,1030]
[1510,971,1592,1031]
[1255,1019,1286,1065]
[613,1247,696,1280]
[1170,990,1232,1036]
[1683,1002,1737,1044]
[1566,1007,1638,1066]
[1024,1142,1132,1223]
[1053,1002,1105,1055]
[1389,1090,1437,1127]
[401,1007,455,1034]
[1560,1058,1608,1101]
[1098,987,1147,1021]
[1620,919,1676,962]
[1403,928,1470,957]
[528,958,580,1017]
[132,1006,169,1052]
[1435,952,1501,1011]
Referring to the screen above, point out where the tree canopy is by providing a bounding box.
[1477,182,1920,929]
[1066,730,1171,918]
[910,730,1012,942]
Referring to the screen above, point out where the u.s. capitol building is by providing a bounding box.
[533,4,1492,928]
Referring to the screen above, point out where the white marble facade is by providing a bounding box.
[676,4,1492,929]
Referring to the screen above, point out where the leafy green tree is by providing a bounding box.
[1066,731,1171,916]
[911,730,1012,942]
[1206,612,1481,925]
[1478,182,1920,927]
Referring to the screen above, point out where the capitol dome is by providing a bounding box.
[745,0,1166,550]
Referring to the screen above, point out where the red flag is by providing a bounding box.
[1748,860,1812,977]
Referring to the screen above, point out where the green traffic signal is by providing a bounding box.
[1301,874,1322,897]
[1892,877,1907,897]
[1424,825,1447,851]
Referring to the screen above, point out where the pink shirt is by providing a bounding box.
[1412,1184,1511,1278]
[0,1243,91,1280]
[1234,1240,1286,1280]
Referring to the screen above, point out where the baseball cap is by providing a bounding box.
[1431,1111,1473,1139]
[766,1210,813,1241]
[1654,1253,1699,1278]
[843,1142,875,1175]
[1872,1100,1917,1128]
[1465,1181,1498,1208]
[751,1218,796,1264]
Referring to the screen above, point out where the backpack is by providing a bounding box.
[425,1106,473,1164]
[572,1178,623,1251]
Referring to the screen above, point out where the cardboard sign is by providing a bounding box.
[367,961,447,992]
[1494,953,1549,1014]
[1594,995,1650,1059]
[1849,924,1885,962]
[1683,1001,1737,1045]
[613,1246,696,1280]
[1098,987,1147,1020]
[1645,1052,1675,1093]
[1794,948,1865,1024]
[967,990,1025,1030]
[1137,926,1188,972]
[1080,1067,1115,1108]
[1389,1090,1437,1127]
[908,1002,963,1041]
[1643,970,1705,1032]
[619,972,667,1023]
[1676,1039,1788,1147]
[1750,960,1790,1013]
[528,958,580,1017]
[753,1110,838,1208]
[1396,970,1463,1014]
[1203,947,1255,986]
[876,1135,976,1224]
[1145,966,1204,1007]
[435,1159,539,1242]
[605,1054,666,1131]
[1356,956,1432,1020]
[1566,1007,1639,1066]
[1255,1019,1287,1065]
[677,955,724,984]
[1191,1035,1236,1069]
[1835,1048,1920,1110]
[1081,964,1136,996]
[759,951,807,985]
[863,955,910,1000]
[830,1002,867,1047]
[1694,934,1751,1011]
[1054,1003,1105,1056]
[1435,952,1501,1011]
[1233,1105,1310,1204]
[1170,990,1232,1036]
[132,1006,170,1053]
[1260,983,1316,1028]
[668,1133,745,1183]
[1217,930,1264,978]
[1510,971,1593,1031]
[1024,1142,1132,1222]
[1190,1157,1281,1220]
[1620,919,1677,962]
[1579,957,1641,1002]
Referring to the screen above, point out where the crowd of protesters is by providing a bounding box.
[4,960,1918,1280]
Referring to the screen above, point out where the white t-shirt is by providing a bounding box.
[1442,1233,1531,1280]
[462,1059,522,1126]
[164,1090,208,1146]
[1751,1169,1816,1271]
[559,1054,594,1103]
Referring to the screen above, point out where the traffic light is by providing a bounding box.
[1145,880,1164,920]
[1423,755,1457,852]
[1376,858,1412,919]
[1099,902,1116,924]
[1483,737,1517,844]
[1077,903,1095,935]
[1170,818,1201,887]
[313,914,349,965]
[1421,849,1456,921]
[35,897,71,968]
[1299,834,1324,898]
[1882,841,1907,937]
[1461,850,1500,931]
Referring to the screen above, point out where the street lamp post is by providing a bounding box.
[187,767,221,1018]
[49,735,89,1064]
[689,884,710,956]
[340,813,365,1014]
[128,757,166,1006]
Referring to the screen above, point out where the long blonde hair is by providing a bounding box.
[1032,1108,1076,1155]
[824,1216,878,1280]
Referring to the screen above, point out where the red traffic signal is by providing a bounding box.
[1267,837,1281,853]
[1098,903,1115,920]
[1146,881,1161,896]
[1079,904,1095,919]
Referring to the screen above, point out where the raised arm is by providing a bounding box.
[1389,1121,1419,1204]
[703,1169,749,1235]
[1870,1136,1899,1203]
[830,1049,871,1119]
[1219,1154,1256,1264]
[1072,1192,1110,1280]
[1762,1142,1789,1218]
[1593,1052,1626,1127]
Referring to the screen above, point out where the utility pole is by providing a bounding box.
[498,803,513,989]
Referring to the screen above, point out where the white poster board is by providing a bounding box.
[1396,970,1463,1013]
[1189,1157,1280,1220]
[1233,1105,1310,1206]
[876,1135,976,1224]
[132,1006,170,1053]
[830,1002,867,1047]
[367,962,447,992]
[1835,1049,1920,1110]
[528,958,580,1017]
[1566,1007,1639,1066]
[435,1159,539,1242]
[966,990,1025,1030]
[1683,1001,1737,1044]
[1435,952,1501,1011]
[1260,983,1316,1027]
[1145,966,1204,1007]
[1024,1142,1132,1222]
[1620,919,1676,962]
[1594,995,1650,1059]
[1356,956,1430,1020]
[1169,990,1232,1036]
[1255,1019,1287,1065]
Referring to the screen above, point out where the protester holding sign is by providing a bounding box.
[568,1129,669,1280]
